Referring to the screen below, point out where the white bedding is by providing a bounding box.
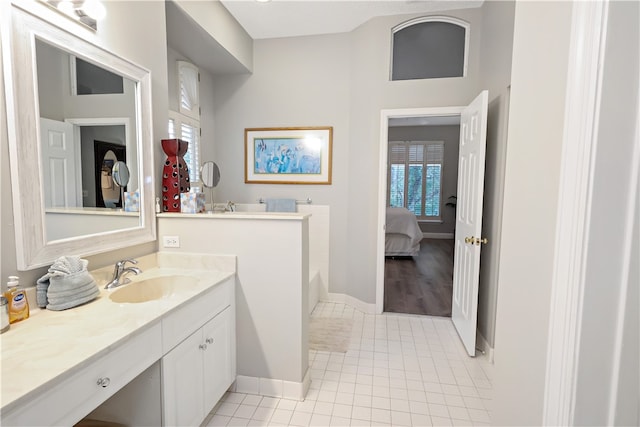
[385,207,423,256]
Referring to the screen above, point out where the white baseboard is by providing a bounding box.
[232,370,311,401]
[476,330,495,363]
[323,293,377,314]
[422,232,454,239]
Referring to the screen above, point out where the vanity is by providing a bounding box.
[0,253,236,426]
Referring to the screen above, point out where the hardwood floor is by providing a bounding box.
[384,238,454,317]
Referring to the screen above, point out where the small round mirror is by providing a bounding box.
[201,161,220,188]
[112,161,130,188]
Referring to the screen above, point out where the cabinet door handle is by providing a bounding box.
[199,344,207,350]
[96,377,111,388]
[206,338,214,344]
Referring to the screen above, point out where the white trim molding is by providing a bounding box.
[543,1,609,425]
[232,370,311,401]
[475,330,494,364]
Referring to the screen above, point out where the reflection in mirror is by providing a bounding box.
[93,140,126,208]
[101,150,120,208]
[112,161,130,210]
[35,37,141,240]
[201,161,220,213]
[3,4,155,269]
[112,161,130,187]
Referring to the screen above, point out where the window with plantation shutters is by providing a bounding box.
[178,61,200,120]
[388,141,444,220]
[168,111,200,191]
[168,60,202,191]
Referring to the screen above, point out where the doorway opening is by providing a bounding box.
[377,92,489,356]
[383,115,461,317]
[376,106,464,314]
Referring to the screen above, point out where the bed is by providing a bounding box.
[385,207,423,256]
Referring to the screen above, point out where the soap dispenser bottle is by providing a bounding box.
[5,276,29,324]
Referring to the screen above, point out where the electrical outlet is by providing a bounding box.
[163,235,180,248]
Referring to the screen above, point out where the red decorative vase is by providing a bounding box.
[161,138,190,212]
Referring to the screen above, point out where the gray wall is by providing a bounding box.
[387,124,460,235]
[35,40,66,121]
[491,1,573,423]
[213,6,486,301]
[1,1,168,284]
[492,1,640,424]
[213,31,352,294]
[476,0,515,349]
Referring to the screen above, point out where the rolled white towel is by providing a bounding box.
[46,287,100,311]
[46,274,98,300]
[37,256,97,310]
[36,281,49,308]
[48,256,88,275]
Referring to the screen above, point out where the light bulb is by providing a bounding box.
[81,0,106,20]
[57,0,76,16]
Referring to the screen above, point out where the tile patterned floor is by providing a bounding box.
[204,302,493,426]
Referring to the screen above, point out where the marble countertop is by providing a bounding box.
[0,252,236,412]
[157,211,311,220]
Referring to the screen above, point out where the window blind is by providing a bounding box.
[388,141,444,219]
[167,112,200,186]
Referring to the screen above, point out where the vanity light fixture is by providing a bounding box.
[42,0,106,30]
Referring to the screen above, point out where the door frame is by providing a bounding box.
[376,106,464,314]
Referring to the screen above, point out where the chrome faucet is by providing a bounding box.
[105,259,142,289]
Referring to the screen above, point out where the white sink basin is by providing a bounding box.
[109,275,192,303]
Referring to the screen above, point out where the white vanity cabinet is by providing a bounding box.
[161,277,236,426]
[1,322,163,426]
[0,271,236,427]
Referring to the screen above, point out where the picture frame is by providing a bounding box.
[245,127,333,184]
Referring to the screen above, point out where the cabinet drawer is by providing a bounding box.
[2,322,162,426]
[162,277,234,353]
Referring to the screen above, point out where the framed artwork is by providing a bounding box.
[245,127,333,184]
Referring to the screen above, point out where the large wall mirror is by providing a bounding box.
[2,4,155,269]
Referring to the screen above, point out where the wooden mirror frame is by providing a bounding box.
[2,4,156,269]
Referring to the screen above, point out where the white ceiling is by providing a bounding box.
[219,0,483,40]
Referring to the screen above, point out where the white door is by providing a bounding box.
[162,329,206,426]
[452,90,489,356]
[202,307,233,412]
[39,118,79,208]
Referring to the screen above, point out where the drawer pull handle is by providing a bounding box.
[199,344,207,350]
[96,377,111,388]
[206,338,214,344]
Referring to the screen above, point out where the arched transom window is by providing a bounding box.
[391,16,470,81]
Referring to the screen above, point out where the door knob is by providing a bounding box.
[199,344,207,350]
[475,237,488,245]
[206,338,214,344]
[465,236,474,244]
